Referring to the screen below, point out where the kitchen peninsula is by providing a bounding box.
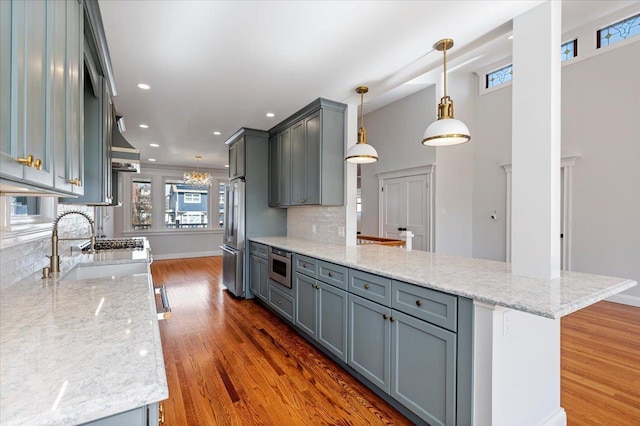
[251,236,637,426]
[0,241,167,426]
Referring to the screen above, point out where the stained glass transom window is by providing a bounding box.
[561,39,577,62]
[597,13,640,48]
[486,64,513,89]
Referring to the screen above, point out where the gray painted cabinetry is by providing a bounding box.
[268,98,346,207]
[251,244,472,425]
[249,242,269,301]
[82,402,160,426]
[1,0,84,194]
[294,255,349,362]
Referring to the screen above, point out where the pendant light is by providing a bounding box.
[184,156,213,187]
[345,86,378,164]
[422,39,471,146]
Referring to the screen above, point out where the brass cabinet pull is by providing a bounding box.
[159,403,164,413]
[277,301,282,305]
[68,178,81,186]
[382,314,389,320]
[17,154,34,167]
[416,300,423,307]
[303,263,308,268]
[276,201,281,205]
[301,198,306,203]
[328,272,333,277]
[364,284,370,289]
[313,284,319,289]
[33,158,42,170]
[158,402,165,424]
[390,317,396,322]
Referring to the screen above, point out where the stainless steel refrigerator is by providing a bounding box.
[221,179,245,297]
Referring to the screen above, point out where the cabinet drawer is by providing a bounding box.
[317,260,347,290]
[268,284,295,323]
[391,281,457,332]
[249,242,269,259]
[349,269,391,307]
[295,254,317,278]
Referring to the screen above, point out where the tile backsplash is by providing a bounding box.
[0,204,94,289]
[287,205,346,245]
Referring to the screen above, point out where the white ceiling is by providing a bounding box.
[98,0,635,169]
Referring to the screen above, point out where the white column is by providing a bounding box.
[344,98,359,246]
[511,0,562,279]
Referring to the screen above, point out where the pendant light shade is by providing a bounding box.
[345,86,378,164]
[422,39,471,147]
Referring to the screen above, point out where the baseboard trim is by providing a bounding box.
[538,408,567,426]
[606,292,640,307]
[153,250,221,260]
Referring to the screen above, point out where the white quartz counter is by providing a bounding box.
[0,248,168,426]
[251,237,636,319]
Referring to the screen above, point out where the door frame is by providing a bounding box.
[501,155,578,269]
[377,165,435,251]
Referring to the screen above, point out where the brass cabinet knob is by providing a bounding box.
[382,314,389,320]
[276,201,280,205]
[303,263,308,268]
[415,300,423,307]
[68,178,82,186]
[277,301,282,305]
[301,198,306,203]
[328,272,333,277]
[390,317,396,322]
[364,284,370,289]
[17,154,34,167]
[33,158,42,170]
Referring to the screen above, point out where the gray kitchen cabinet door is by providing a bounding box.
[317,281,348,362]
[228,136,245,179]
[290,119,306,205]
[0,0,53,187]
[303,111,321,205]
[0,1,10,168]
[272,128,292,206]
[348,293,391,392]
[53,0,84,195]
[390,310,457,426]
[249,255,261,298]
[249,255,269,302]
[295,272,317,339]
[268,134,279,207]
[259,257,269,301]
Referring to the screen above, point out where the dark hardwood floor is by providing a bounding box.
[151,256,640,425]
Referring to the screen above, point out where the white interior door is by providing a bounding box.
[381,174,429,251]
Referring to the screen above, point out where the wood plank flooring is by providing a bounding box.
[152,256,640,425]
[151,256,412,425]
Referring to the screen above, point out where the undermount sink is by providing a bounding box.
[61,262,149,281]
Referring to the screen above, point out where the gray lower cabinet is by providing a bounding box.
[295,272,348,362]
[268,282,295,323]
[82,402,159,426]
[391,310,456,426]
[249,254,268,301]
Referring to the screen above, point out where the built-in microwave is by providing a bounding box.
[268,248,292,288]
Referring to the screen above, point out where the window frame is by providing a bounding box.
[121,167,227,236]
[0,196,56,249]
[597,13,640,49]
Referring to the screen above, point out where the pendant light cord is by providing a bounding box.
[359,91,364,128]
[443,43,448,99]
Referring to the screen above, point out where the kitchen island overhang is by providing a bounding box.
[251,236,636,426]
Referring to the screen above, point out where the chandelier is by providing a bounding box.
[184,156,213,187]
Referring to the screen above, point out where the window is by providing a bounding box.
[486,64,513,89]
[184,193,201,203]
[218,181,225,228]
[9,196,41,225]
[132,178,152,230]
[164,180,209,229]
[561,39,577,62]
[597,13,640,48]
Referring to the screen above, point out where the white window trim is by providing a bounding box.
[183,193,201,204]
[0,196,56,249]
[501,155,579,269]
[121,168,227,236]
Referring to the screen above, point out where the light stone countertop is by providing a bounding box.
[0,245,168,426]
[251,237,636,319]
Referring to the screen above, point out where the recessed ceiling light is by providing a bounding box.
[508,35,514,40]
[148,158,156,162]
[213,131,221,136]
[149,143,159,147]
[266,113,275,118]
[139,124,149,129]
[137,83,150,90]
[224,164,229,168]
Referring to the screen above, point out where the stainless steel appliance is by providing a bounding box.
[221,179,246,297]
[269,247,292,289]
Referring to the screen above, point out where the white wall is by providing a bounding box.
[360,86,437,238]
[434,73,475,257]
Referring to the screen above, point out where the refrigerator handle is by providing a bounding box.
[220,245,237,255]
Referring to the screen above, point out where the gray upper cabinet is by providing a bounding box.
[228,136,245,179]
[1,0,84,194]
[268,98,346,207]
